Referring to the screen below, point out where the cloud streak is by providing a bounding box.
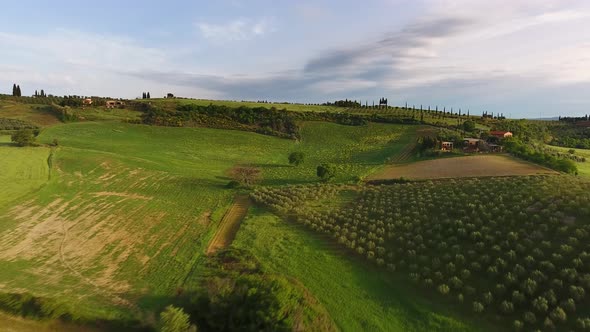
[196,17,275,42]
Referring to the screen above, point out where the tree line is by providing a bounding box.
[11,84,21,97]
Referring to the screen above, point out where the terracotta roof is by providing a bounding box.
[490,131,511,136]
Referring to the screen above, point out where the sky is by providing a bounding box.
[0,0,589,118]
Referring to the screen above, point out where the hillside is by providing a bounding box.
[1,97,588,331]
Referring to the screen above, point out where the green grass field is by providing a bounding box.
[234,207,488,332]
[0,136,50,208]
[0,101,60,127]
[546,144,590,177]
[0,121,416,326]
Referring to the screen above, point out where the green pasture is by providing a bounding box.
[234,207,488,332]
[0,135,50,208]
[546,144,590,178]
[0,120,413,323]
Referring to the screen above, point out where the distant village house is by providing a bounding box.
[82,98,92,106]
[441,141,453,152]
[488,144,503,153]
[489,131,513,139]
[106,100,125,109]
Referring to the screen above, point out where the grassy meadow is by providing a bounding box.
[3,100,582,331]
[0,101,60,127]
[0,136,51,208]
[234,207,487,332]
[0,120,417,326]
[546,144,590,178]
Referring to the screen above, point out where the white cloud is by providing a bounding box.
[309,79,377,94]
[196,18,275,42]
[0,29,219,98]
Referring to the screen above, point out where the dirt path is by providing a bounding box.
[206,195,251,255]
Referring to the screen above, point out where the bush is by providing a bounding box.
[11,129,36,146]
[473,301,484,313]
[288,152,305,166]
[463,120,476,132]
[159,305,193,332]
[317,164,337,182]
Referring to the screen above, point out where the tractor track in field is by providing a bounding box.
[58,218,131,307]
[206,195,251,255]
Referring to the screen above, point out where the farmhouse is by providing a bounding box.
[441,141,453,151]
[82,98,92,105]
[489,131,513,139]
[463,138,485,152]
[106,100,125,109]
[488,144,503,153]
[464,138,482,148]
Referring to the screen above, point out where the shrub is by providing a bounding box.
[159,305,192,332]
[11,129,36,146]
[288,152,305,166]
[472,301,484,313]
[317,164,337,182]
[549,307,567,323]
[438,284,450,295]
[523,311,536,324]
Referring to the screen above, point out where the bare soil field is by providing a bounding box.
[206,195,251,255]
[368,154,558,180]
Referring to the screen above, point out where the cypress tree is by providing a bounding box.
[147,92,150,99]
[34,90,38,97]
[12,84,16,96]
[16,85,21,97]
[142,92,146,99]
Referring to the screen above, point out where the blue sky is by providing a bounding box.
[1,0,589,118]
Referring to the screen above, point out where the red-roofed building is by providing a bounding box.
[489,131,513,138]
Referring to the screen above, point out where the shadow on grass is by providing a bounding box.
[250,163,291,168]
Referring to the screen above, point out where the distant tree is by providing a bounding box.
[463,120,476,132]
[577,317,590,330]
[12,84,16,96]
[500,300,514,314]
[550,307,567,323]
[158,305,194,332]
[523,311,536,324]
[34,90,38,97]
[438,284,450,295]
[532,296,549,313]
[147,92,151,99]
[316,164,336,182]
[228,166,262,186]
[472,301,484,313]
[11,129,36,146]
[288,152,305,166]
[142,92,146,99]
[40,89,45,97]
[513,320,523,331]
[16,85,21,97]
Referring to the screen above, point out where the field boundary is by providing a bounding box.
[206,195,251,255]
